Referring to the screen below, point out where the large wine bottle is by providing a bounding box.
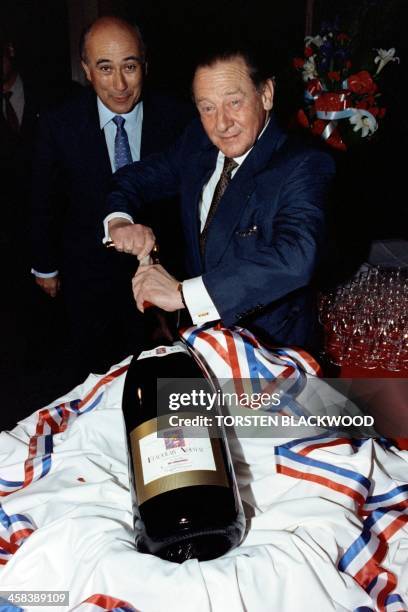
[122,251,245,563]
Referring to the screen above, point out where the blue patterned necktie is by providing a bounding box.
[112,115,132,170]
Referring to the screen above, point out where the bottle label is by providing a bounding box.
[137,342,188,361]
[140,427,216,485]
[130,415,229,504]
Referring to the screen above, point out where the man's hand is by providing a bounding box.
[108,220,155,259]
[35,275,60,298]
[132,264,184,312]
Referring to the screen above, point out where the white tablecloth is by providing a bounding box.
[0,359,407,611]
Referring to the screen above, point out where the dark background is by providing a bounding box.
[2,0,72,89]
[3,0,407,142]
[3,0,407,154]
[3,0,407,88]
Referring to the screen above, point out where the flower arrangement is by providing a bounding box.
[293,26,399,151]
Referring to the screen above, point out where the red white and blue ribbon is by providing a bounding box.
[0,364,129,568]
[184,327,407,610]
[0,593,138,612]
[0,364,138,610]
[276,436,408,611]
[364,485,408,515]
[72,593,138,611]
[1,327,407,611]
[338,507,408,611]
[275,437,371,510]
[0,365,128,499]
[0,504,36,566]
[181,324,321,416]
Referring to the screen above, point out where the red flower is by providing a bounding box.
[365,95,377,107]
[293,57,305,69]
[328,71,341,81]
[348,71,378,95]
[356,100,369,110]
[369,107,386,118]
[304,46,314,58]
[311,119,326,136]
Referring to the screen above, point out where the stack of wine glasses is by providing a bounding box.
[319,267,408,371]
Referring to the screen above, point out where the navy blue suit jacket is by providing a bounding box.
[107,115,335,349]
[31,87,192,282]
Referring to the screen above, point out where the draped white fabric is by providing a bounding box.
[0,358,407,611]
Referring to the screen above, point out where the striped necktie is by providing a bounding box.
[200,156,238,256]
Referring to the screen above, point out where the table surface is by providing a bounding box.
[339,365,408,449]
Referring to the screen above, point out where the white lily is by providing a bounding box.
[302,56,318,82]
[349,110,378,138]
[304,35,324,48]
[374,48,400,75]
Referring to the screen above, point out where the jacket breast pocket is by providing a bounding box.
[232,226,267,263]
[235,224,259,238]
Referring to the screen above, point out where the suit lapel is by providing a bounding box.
[78,89,111,179]
[183,144,218,276]
[20,94,38,138]
[140,90,171,158]
[140,92,153,158]
[140,91,158,158]
[203,116,287,269]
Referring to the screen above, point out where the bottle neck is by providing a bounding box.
[143,305,179,349]
[138,244,179,349]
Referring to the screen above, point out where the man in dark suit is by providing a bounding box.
[1,39,42,266]
[31,17,191,374]
[1,39,41,140]
[106,46,335,352]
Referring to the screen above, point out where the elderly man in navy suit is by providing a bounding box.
[31,17,191,374]
[106,46,335,352]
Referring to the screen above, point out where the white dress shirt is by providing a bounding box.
[182,148,252,323]
[97,97,143,171]
[33,96,143,278]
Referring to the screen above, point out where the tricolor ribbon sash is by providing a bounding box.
[276,436,408,611]
[72,594,138,611]
[0,364,129,568]
[181,323,320,416]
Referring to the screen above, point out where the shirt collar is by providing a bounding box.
[97,96,143,130]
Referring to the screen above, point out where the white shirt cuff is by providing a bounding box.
[103,212,134,243]
[182,276,220,324]
[31,269,58,278]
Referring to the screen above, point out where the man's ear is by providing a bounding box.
[81,60,91,82]
[261,78,274,111]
